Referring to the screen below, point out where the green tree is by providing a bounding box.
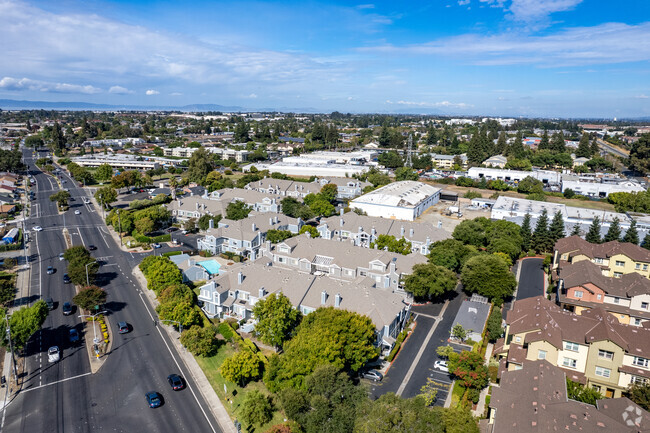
[485,306,503,343]
[451,324,467,342]
[265,229,294,244]
[50,190,71,208]
[94,163,114,182]
[156,299,202,329]
[186,147,213,183]
[571,224,582,237]
[225,200,252,220]
[370,234,412,255]
[628,134,650,175]
[395,167,419,181]
[197,213,221,231]
[135,216,155,235]
[234,122,251,143]
[448,350,488,390]
[318,183,338,203]
[404,263,457,301]
[419,378,442,406]
[146,258,183,295]
[603,217,622,242]
[520,213,532,252]
[307,197,335,217]
[94,186,117,210]
[436,345,455,359]
[625,382,650,411]
[548,210,566,245]
[354,393,447,433]
[538,130,550,150]
[531,209,552,253]
[252,293,302,348]
[461,254,516,304]
[576,132,592,158]
[563,188,576,199]
[643,233,650,251]
[496,131,508,154]
[452,218,490,247]
[517,176,543,194]
[1,300,49,349]
[550,131,566,153]
[443,407,479,433]
[180,325,220,357]
[428,239,478,273]
[507,131,526,159]
[298,225,319,238]
[240,390,273,427]
[221,349,263,386]
[72,286,107,311]
[566,378,603,405]
[585,216,602,244]
[623,220,640,245]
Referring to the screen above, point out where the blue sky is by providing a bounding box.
[0,0,649,117]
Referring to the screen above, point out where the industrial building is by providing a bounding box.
[350,181,441,221]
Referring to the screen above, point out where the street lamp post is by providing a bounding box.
[79,311,107,346]
[117,209,122,246]
[4,314,17,380]
[85,261,97,287]
[158,319,182,334]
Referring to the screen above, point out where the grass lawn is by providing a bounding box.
[451,382,465,408]
[195,343,285,431]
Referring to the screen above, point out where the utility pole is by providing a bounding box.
[406,134,413,168]
[5,315,17,380]
[117,209,122,246]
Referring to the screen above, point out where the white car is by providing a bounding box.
[74,210,81,215]
[434,360,449,373]
[83,198,90,204]
[33,226,43,232]
[59,253,65,261]
[48,346,60,363]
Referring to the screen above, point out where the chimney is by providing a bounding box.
[237,272,244,285]
[275,216,278,224]
[409,228,414,237]
[339,208,344,216]
[209,218,214,229]
[250,250,256,261]
[390,257,397,273]
[358,226,363,233]
[426,236,430,244]
[371,227,376,236]
[266,240,271,250]
[259,288,265,298]
[196,202,199,210]
[335,293,341,307]
[269,217,273,226]
[340,218,344,227]
[321,291,328,305]
[252,222,257,231]
[400,226,405,236]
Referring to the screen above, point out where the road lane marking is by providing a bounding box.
[21,372,92,394]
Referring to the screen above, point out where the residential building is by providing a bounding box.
[486,359,650,433]
[207,147,251,162]
[483,154,508,168]
[196,259,410,352]
[430,153,468,169]
[314,177,370,199]
[493,296,650,398]
[553,236,650,279]
[350,181,441,221]
[243,160,374,177]
[82,138,145,147]
[245,178,320,198]
[572,156,590,167]
[166,189,282,222]
[162,147,200,158]
[260,233,427,291]
[555,260,650,327]
[450,295,491,342]
[316,212,448,255]
[562,179,645,198]
[197,213,303,258]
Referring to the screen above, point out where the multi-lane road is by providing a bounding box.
[2,148,221,433]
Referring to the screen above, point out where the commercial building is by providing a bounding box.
[467,167,563,184]
[242,161,373,178]
[71,155,160,170]
[562,179,645,198]
[350,181,441,221]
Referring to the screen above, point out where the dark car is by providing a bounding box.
[117,321,130,334]
[62,302,73,316]
[360,369,384,382]
[145,391,163,408]
[88,245,97,251]
[167,374,184,391]
[45,297,54,310]
[63,273,71,284]
[69,329,80,343]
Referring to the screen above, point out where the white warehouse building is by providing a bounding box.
[467,167,563,184]
[562,180,645,198]
[350,181,441,221]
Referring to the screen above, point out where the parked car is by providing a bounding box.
[47,266,54,275]
[62,302,73,316]
[74,210,81,215]
[152,243,161,249]
[434,360,449,373]
[117,322,130,334]
[48,346,60,363]
[63,273,71,284]
[360,369,383,382]
[145,391,163,408]
[59,253,65,261]
[69,329,80,343]
[88,245,97,251]
[167,374,184,391]
[33,226,43,232]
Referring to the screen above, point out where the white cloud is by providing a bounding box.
[170,92,183,96]
[0,76,100,94]
[458,0,470,5]
[356,4,375,9]
[636,94,649,99]
[145,89,159,95]
[361,22,650,67]
[508,0,582,24]
[247,93,258,98]
[108,85,133,94]
[387,99,473,109]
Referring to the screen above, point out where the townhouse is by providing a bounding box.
[555,259,650,327]
[494,296,650,398]
[166,189,282,222]
[316,212,449,255]
[197,259,410,353]
[197,213,303,258]
[246,176,369,200]
[553,236,650,279]
[260,233,427,291]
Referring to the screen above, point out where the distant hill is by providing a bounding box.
[0,99,245,112]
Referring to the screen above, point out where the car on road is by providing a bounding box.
[434,360,449,373]
[165,227,178,233]
[33,226,43,232]
[69,329,80,343]
[88,245,97,251]
[74,210,81,215]
[360,369,384,382]
[167,374,185,391]
[47,266,54,275]
[145,391,163,408]
[117,322,130,334]
[45,297,54,310]
[83,198,90,204]
[62,302,73,316]
[63,273,71,284]
[48,346,60,363]
[152,243,161,249]
[59,253,65,261]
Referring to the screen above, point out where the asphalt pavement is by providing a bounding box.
[515,258,545,300]
[1,148,222,433]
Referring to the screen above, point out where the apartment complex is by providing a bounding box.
[494,296,650,398]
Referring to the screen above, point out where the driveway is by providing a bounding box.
[516,257,545,300]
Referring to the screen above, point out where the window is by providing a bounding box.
[634,318,642,326]
[614,272,623,278]
[564,341,580,352]
[644,264,648,271]
[597,294,602,300]
[538,350,547,360]
[594,258,604,264]
[598,349,614,360]
[562,357,577,368]
[642,302,649,310]
[637,263,642,270]
[574,290,584,299]
[515,336,522,343]
[595,366,611,378]
[616,261,625,267]
[631,376,649,385]
[633,357,650,368]
[613,297,621,304]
